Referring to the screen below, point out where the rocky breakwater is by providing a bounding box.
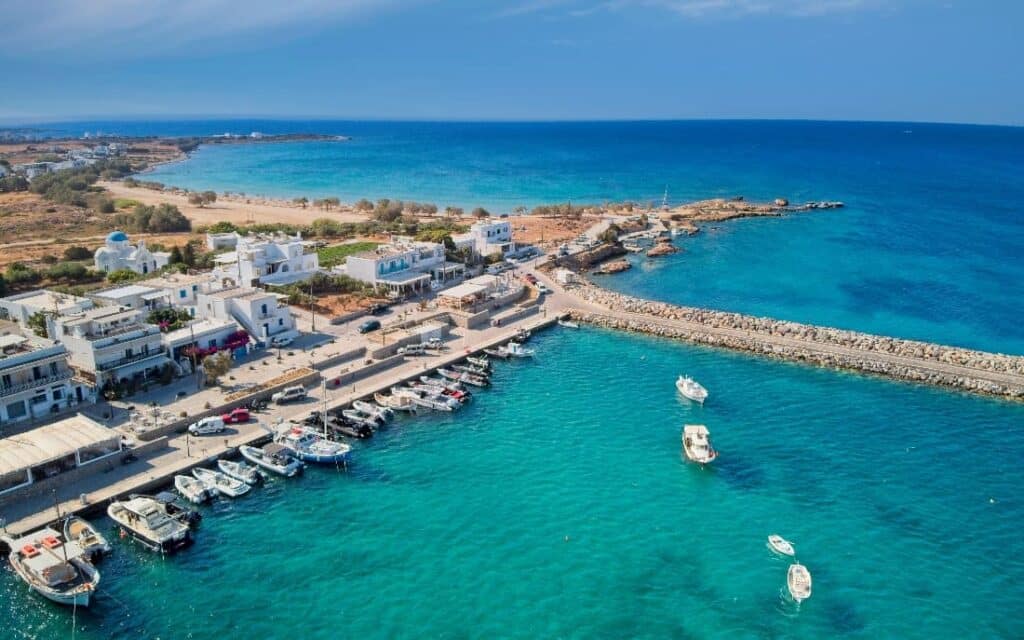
[646,237,680,258]
[567,286,1024,400]
[595,259,631,274]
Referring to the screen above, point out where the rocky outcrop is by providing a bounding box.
[646,238,679,257]
[594,259,631,274]
[567,285,1024,400]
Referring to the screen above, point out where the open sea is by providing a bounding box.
[3,120,1023,638]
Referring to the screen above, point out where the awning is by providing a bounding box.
[0,415,119,477]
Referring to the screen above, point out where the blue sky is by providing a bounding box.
[0,0,1021,125]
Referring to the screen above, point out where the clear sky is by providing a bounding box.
[1,0,1021,125]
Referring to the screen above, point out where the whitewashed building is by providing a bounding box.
[195,288,296,345]
[0,332,86,427]
[52,306,171,389]
[344,239,463,297]
[0,290,93,328]
[93,231,170,276]
[213,233,319,287]
[90,284,170,312]
[143,272,219,309]
[452,219,517,258]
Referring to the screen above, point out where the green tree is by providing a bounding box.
[354,198,373,212]
[62,246,92,261]
[201,350,232,385]
[27,311,50,338]
[472,207,490,219]
[107,268,139,284]
[188,192,204,207]
[0,274,6,297]
[168,245,184,265]
[98,199,116,214]
[293,197,309,209]
[207,220,238,233]
[182,242,196,267]
[201,190,217,206]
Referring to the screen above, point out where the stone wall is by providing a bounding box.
[568,286,1024,399]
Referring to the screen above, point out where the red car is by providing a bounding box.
[523,274,538,284]
[221,407,251,424]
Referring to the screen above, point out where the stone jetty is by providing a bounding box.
[566,285,1024,399]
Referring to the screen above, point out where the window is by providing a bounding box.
[125,347,133,358]
[1,374,11,388]
[278,319,283,326]
[180,290,187,298]
[51,388,63,400]
[6,400,26,419]
[31,394,47,406]
[261,303,268,315]
[208,340,217,348]
[50,362,59,376]
[32,365,42,380]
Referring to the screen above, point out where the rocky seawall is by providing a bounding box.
[567,286,1024,399]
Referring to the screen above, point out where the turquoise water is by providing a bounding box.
[136,120,1024,353]
[4,328,1024,639]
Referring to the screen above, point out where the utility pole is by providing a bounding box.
[310,277,316,333]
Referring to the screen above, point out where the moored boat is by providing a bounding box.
[3,528,100,607]
[466,355,491,369]
[452,363,489,377]
[558,319,580,329]
[240,443,304,477]
[375,391,418,413]
[175,474,213,504]
[342,408,383,429]
[676,375,708,404]
[438,368,489,387]
[108,496,193,553]
[504,341,535,358]
[193,467,251,498]
[483,347,510,359]
[218,458,262,485]
[353,399,394,422]
[768,535,795,557]
[275,427,351,465]
[63,516,111,560]
[788,563,812,602]
[682,424,718,464]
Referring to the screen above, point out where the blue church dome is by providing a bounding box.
[107,230,128,242]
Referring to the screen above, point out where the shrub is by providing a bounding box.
[63,246,93,261]
[98,199,116,213]
[107,268,140,284]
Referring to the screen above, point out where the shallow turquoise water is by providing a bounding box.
[5,328,1023,639]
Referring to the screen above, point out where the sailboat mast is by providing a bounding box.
[322,380,328,438]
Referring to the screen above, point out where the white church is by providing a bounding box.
[94,230,171,275]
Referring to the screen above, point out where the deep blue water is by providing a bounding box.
[2,120,1022,638]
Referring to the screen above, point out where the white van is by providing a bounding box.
[188,416,226,436]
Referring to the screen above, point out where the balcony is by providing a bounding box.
[0,369,73,398]
[96,346,169,372]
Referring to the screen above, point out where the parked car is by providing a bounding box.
[369,303,390,315]
[523,274,538,284]
[271,335,294,348]
[188,416,226,436]
[398,344,427,356]
[536,283,550,295]
[271,385,307,404]
[358,319,382,334]
[221,407,251,424]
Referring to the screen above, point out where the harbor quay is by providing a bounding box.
[0,308,560,537]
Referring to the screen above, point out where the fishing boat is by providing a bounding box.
[218,459,262,485]
[514,328,531,342]
[466,355,490,369]
[438,368,489,387]
[483,347,510,359]
[107,496,193,553]
[412,381,470,403]
[342,408,383,429]
[558,319,580,329]
[328,419,375,439]
[504,341,535,358]
[419,375,465,392]
[175,474,213,504]
[63,516,111,560]
[375,391,418,413]
[682,424,718,464]
[3,528,100,607]
[768,535,795,557]
[193,467,251,498]
[131,492,203,529]
[676,375,708,404]
[452,363,489,377]
[788,563,812,602]
[275,427,351,465]
[394,386,456,411]
[240,443,304,477]
[353,399,394,423]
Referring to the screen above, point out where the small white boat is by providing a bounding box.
[483,347,510,359]
[3,528,100,607]
[438,368,489,387]
[392,387,454,412]
[240,444,304,477]
[353,399,393,423]
[342,408,383,429]
[419,375,465,392]
[504,342,535,358]
[676,375,708,404]
[193,467,251,498]
[275,427,352,465]
[768,535,795,557]
[107,496,192,553]
[375,392,418,413]
[218,458,262,485]
[452,363,489,377]
[788,563,812,602]
[175,474,213,504]
[63,516,112,560]
[558,319,580,329]
[466,355,491,369]
[682,424,718,464]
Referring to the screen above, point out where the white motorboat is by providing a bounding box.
[3,528,100,607]
[452,363,489,377]
[558,319,580,329]
[676,375,708,404]
[400,387,456,411]
[107,496,192,553]
[175,474,213,504]
[240,444,304,477]
[483,347,510,359]
[504,342,535,358]
[438,368,489,387]
[411,380,471,403]
[275,427,351,465]
[768,535,795,557]
[218,458,262,485]
[354,399,394,423]
[788,563,812,602]
[342,408,383,429]
[466,355,491,369]
[514,328,531,342]
[193,467,251,498]
[375,391,418,413]
[63,516,112,560]
[682,424,718,464]
[419,375,465,392]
